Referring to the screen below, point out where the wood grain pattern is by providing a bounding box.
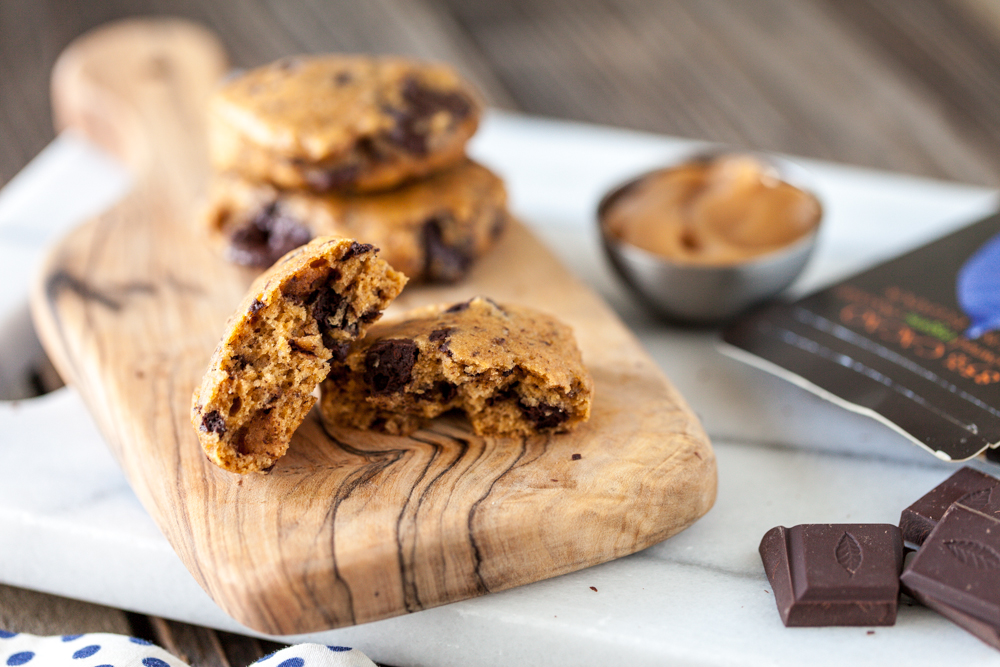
[442,0,1000,185]
[10,0,1000,188]
[30,19,716,635]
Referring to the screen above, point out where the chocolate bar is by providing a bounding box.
[760,524,904,627]
[901,504,1000,645]
[899,467,999,546]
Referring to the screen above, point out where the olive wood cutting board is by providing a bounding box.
[31,18,716,635]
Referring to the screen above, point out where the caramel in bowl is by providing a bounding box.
[599,152,823,324]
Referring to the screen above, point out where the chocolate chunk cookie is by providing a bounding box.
[204,159,509,281]
[191,236,407,474]
[318,296,594,437]
[208,55,481,193]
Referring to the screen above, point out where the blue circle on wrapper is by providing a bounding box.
[957,231,1000,339]
[6,653,33,666]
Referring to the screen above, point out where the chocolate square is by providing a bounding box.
[899,467,999,546]
[901,504,1000,630]
[907,586,1000,651]
[760,524,904,627]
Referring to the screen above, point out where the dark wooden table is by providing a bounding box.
[4,0,1000,664]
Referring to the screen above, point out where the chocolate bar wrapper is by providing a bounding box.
[722,211,1000,461]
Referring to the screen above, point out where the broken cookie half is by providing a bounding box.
[191,236,407,473]
[319,296,594,437]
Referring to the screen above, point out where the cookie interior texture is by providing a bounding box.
[204,159,509,282]
[319,296,594,437]
[208,54,481,193]
[192,236,407,474]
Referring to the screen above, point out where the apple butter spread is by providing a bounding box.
[603,155,821,265]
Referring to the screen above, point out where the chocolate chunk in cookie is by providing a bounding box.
[386,77,474,156]
[319,297,594,437]
[191,236,407,474]
[364,339,419,394]
[227,203,313,267]
[423,216,471,282]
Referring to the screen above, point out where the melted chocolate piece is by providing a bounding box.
[385,77,472,155]
[325,359,350,383]
[200,410,226,435]
[899,467,999,546]
[364,339,419,394]
[403,77,472,118]
[327,342,351,363]
[248,299,265,316]
[486,383,517,407]
[423,217,471,282]
[436,381,457,402]
[341,241,375,260]
[901,504,1000,644]
[228,204,312,267]
[305,164,361,192]
[428,328,453,343]
[518,400,569,431]
[759,524,903,627]
[311,284,348,334]
[360,309,382,326]
[444,299,471,314]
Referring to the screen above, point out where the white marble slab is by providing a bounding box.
[2,113,1000,665]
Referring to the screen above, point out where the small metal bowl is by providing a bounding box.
[598,151,822,325]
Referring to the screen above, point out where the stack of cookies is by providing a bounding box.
[203,54,509,282]
[193,54,594,475]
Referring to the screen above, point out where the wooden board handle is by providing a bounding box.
[51,18,228,175]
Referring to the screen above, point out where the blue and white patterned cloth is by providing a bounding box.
[0,630,377,667]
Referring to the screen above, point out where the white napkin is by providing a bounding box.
[0,630,377,667]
